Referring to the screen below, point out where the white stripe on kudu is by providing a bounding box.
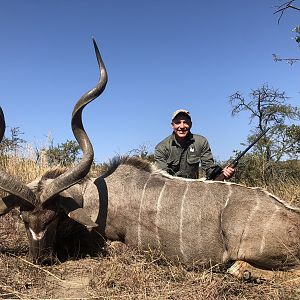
[179,182,189,260]
[224,184,233,208]
[220,184,233,249]
[138,174,152,248]
[237,190,260,258]
[155,182,166,248]
[259,206,280,254]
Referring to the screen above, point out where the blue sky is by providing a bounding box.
[0,0,299,164]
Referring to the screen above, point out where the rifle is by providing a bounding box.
[207,128,270,181]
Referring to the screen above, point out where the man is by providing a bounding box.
[154,109,235,180]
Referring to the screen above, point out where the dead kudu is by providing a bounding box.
[1,42,300,280]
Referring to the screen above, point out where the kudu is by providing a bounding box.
[1,41,300,280]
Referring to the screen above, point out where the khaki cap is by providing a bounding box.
[172,109,190,120]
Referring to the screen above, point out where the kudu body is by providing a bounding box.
[77,160,300,274]
[1,41,300,279]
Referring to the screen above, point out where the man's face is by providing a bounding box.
[171,114,192,141]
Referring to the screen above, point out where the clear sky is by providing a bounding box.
[0,0,299,164]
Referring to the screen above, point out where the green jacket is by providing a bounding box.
[154,133,218,179]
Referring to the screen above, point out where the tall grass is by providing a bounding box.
[0,155,49,184]
[230,155,300,206]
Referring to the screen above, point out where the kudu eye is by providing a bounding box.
[20,212,28,222]
[44,214,57,227]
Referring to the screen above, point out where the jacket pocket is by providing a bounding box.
[187,156,200,165]
[167,156,179,166]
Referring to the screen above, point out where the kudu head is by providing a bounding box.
[0,39,107,264]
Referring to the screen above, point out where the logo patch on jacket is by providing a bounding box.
[189,146,195,153]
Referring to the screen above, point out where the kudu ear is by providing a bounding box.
[68,208,98,229]
[0,194,34,216]
[59,188,98,229]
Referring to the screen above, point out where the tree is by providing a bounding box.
[228,84,300,186]
[0,127,26,156]
[128,143,155,162]
[44,139,81,166]
[229,84,300,162]
[273,0,300,65]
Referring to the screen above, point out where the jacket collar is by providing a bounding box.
[171,132,195,147]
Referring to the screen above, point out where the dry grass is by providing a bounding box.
[0,155,49,184]
[0,156,300,299]
[1,237,300,299]
[266,177,300,206]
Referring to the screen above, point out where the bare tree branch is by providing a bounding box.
[272,54,300,65]
[274,1,299,23]
[272,1,300,64]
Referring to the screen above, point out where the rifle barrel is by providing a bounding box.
[231,128,270,167]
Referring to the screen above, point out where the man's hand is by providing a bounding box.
[222,166,235,179]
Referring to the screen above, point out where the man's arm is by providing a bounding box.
[195,137,234,180]
[154,143,169,171]
[198,138,218,178]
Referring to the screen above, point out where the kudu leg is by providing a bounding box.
[228,260,300,281]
